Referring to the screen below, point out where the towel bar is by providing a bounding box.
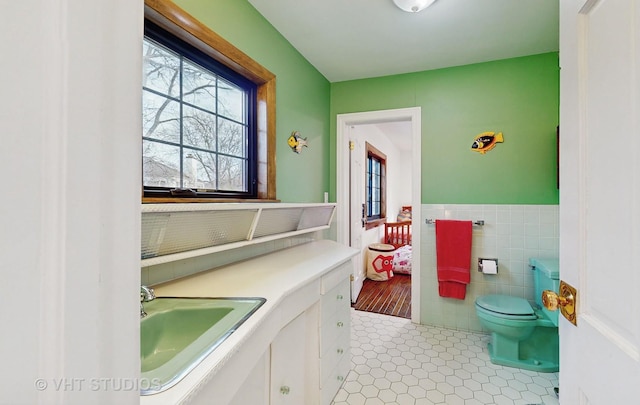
[425,219,485,226]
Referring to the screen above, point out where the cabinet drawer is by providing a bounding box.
[320,329,349,384]
[319,305,350,354]
[320,354,351,405]
[321,260,352,294]
[320,281,349,326]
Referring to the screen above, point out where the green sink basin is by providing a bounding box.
[140,297,265,395]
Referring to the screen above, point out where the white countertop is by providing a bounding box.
[141,239,358,404]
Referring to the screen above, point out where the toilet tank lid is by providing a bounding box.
[529,258,560,280]
[475,295,534,316]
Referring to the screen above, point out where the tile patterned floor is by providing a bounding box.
[332,309,560,405]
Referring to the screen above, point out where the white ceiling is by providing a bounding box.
[374,121,413,151]
[247,0,558,151]
[248,0,559,83]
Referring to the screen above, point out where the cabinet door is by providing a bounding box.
[228,350,270,405]
[270,313,306,405]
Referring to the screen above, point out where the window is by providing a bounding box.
[143,27,255,198]
[143,0,276,202]
[365,142,386,226]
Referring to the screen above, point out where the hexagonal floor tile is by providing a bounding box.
[332,309,559,405]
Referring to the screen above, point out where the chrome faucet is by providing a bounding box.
[140,285,156,318]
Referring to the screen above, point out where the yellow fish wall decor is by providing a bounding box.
[471,131,503,154]
[287,131,308,153]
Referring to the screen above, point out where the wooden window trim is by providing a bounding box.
[364,142,386,230]
[365,218,386,230]
[143,0,276,203]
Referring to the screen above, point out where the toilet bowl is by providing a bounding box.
[474,258,559,372]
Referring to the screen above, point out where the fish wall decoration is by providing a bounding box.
[471,131,503,154]
[287,131,308,153]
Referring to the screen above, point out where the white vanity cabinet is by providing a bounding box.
[230,262,352,405]
[145,240,357,405]
[244,261,353,405]
[319,261,352,405]
[229,307,319,405]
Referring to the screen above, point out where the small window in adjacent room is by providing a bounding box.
[365,142,386,228]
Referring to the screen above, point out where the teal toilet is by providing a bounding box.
[475,258,559,372]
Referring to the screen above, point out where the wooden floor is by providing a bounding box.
[352,273,411,319]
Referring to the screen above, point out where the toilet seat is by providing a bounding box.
[475,295,537,320]
[474,260,560,373]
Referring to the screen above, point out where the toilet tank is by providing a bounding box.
[530,257,560,325]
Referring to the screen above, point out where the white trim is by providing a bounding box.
[3,0,142,403]
[38,1,67,401]
[581,314,640,362]
[336,107,422,323]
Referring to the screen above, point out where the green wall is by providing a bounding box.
[330,53,560,204]
[167,2,559,205]
[173,0,331,203]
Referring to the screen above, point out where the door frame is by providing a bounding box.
[336,107,422,323]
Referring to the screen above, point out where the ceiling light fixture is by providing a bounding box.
[392,0,436,13]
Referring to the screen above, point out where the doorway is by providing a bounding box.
[336,107,421,323]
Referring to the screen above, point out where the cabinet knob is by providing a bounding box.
[337,348,344,354]
[280,386,290,395]
[337,321,344,327]
[337,294,343,300]
[337,376,344,382]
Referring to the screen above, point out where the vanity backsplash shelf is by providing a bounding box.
[141,203,336,267]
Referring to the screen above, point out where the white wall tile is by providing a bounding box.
[420,204,559,332]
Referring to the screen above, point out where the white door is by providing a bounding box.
[559,0,640,403]
[349,132,365,303]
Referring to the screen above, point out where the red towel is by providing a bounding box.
[435,219,472,299]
